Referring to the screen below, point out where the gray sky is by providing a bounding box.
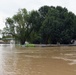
[0,0,76,30]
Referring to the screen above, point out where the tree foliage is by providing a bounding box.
[5,8,30,44]
[3,6,76,44]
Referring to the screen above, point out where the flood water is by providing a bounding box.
[0,44,76,75]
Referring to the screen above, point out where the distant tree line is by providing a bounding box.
[2,5,76,44]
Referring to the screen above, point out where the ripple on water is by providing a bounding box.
[52,56,76,65]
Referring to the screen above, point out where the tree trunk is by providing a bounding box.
[20,39,26,45]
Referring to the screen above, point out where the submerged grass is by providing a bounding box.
[25,44,35,47]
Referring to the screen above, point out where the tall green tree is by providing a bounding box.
[4,5,76,44]
[28,10,41,43]
[5,8,30,44]
[40,6,76,44]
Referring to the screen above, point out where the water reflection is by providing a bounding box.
[0,45,76,75]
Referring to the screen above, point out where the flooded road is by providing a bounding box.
[0,44,76,75]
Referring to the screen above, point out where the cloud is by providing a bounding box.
[0,12,6,30]
[0,0,76,15]
[0,0,76,30]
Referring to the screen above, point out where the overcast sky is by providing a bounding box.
[0,0,76,30]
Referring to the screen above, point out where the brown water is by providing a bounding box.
[0,44,76,75]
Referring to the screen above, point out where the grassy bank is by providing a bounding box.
[25,44,35,47]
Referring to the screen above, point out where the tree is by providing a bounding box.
[5,8,30,44]
[40,6,60,44]
[4,6,76,44]
[28,10,42,43]
[40,6,76,44]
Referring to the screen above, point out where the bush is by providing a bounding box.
[25,44,35,47]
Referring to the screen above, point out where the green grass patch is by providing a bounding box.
[25,44,35,47]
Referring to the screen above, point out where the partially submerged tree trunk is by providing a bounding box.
[20,39,26,45]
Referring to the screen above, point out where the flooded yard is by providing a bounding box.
[0,44,76,75]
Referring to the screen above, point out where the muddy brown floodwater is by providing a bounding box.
[0,44,76,75]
